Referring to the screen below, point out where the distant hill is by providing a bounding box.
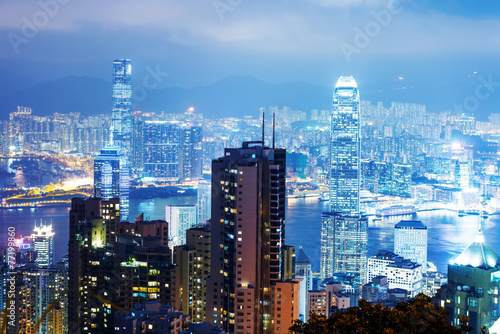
[1,74,498,120]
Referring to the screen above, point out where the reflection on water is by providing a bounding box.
[2,196,498,274]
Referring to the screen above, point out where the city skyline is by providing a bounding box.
[3,1,500,333]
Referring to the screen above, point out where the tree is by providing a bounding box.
[289,294,489,334]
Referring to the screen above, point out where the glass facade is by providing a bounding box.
[321,76,367,285]
[143,121,181,181]
[94,145,130,221]
[112,59,132,154]
[329,76,360,216]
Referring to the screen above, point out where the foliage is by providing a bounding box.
[289,294,489,334]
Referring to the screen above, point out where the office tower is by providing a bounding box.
[94,144,130,221]
[394,220,427,270]
[131,115,144,169]
[321,76,367,286]
[295,247,313,321]
[320,212,368,284]
[435,230,500,333]
[206,141,294,334]
[329,76,360,216]
[367,250,423,297]
[165,205,197,247]
[454,160,470,189]
[174,227,211,323]
[143,121,181,182]
[32,222,54,268]
[111,59,132,154]
[391,164,412,197]
[196,181,211,226]
[181,125,203,180]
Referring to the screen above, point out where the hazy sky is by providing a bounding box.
[1,0,500,88]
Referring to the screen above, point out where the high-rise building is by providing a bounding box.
[143,121,181,182]
[206,141,295,334]
[196,182,211,226]
[394,220,427,270]
[32,222,54,269]
[320,212,368,285]
[329,76,360,216]
[165,205,197,247]
[367,250,423,297]
[321,76,367,286]
[295,247,313,321]
[435,230,500,333]
[94,144,130,221]
[181,125,203,180]
[111,59,132,154]
[174,227,211,323]
[69,198,175,334]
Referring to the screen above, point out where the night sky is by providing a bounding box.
[1,0,500,115]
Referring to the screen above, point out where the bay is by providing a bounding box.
[1,196,494,274]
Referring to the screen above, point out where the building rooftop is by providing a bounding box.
[452,230,500,269]
[335,76,357,89]
[296,246,310,263]
[395,220,427,230]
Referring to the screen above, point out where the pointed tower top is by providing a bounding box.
[453,229,500,269]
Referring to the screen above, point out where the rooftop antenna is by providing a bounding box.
[272,112,276,149]
[261,109,265,145]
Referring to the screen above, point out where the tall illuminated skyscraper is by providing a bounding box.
[206,141,296,334]
[321,76,367,286]
[329,76,360,216]
[32,222,54,269]
[94,144,130,221]
[112,59,132,154]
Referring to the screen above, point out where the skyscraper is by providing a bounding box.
[329,76,361,216]
[321,76,367,285]
[111,59,132,154]
[165,204,197,247]
[143,120,181,182]
[196,181,211,226]
[32,222,54,269]
[435,230,500,333]
[394,220,428,270]
[206,141,295,334]
[181,125,203,180]
[94,144,130,221]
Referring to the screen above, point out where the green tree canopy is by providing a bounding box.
[289,294,488,334]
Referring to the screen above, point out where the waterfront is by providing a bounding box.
[1,196,493,274]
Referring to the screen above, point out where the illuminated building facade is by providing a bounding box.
[32,223,54,269]
[112,59,132,154]
[181,125,203,180]
[321,76,367,287]
[143,121,181,182]
[196,181,211,226]
[320,212,368,285]
[329,76,360,216]
[394,220,427,270]
[94,144,130,221]
[165,205,197,247]
[174,227,211,323]
[206,141,294,334]
[435,231,500,333]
